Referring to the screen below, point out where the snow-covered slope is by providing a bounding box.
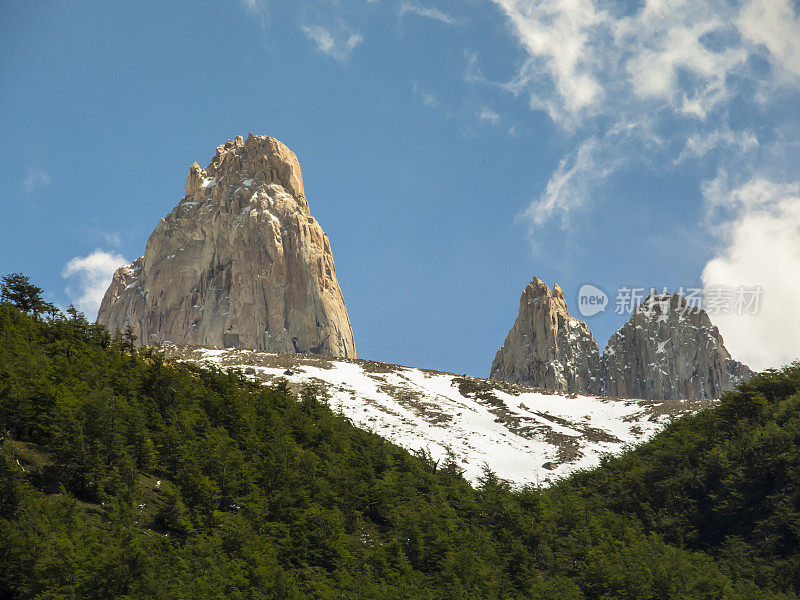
[168,347,712,487]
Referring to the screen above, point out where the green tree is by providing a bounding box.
[0,453,26,519]
[0,273,56,318]
[1,282,800,600]
[121,324,137,354]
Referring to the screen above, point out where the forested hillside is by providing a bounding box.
[1,279,799,599]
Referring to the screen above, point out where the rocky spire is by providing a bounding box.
[490,277,601,393]
[602,292,751,400]
[98,133,356,358]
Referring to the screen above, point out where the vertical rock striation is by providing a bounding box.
[602,293,751,400]
[98,133,356,358]
[490,277,601,393]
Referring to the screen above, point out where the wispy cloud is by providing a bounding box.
[673,127,759,165]
[238,0,268,28]
[62,249,128,319]
[522,120,662,226]
[102,232,123,247]
[478,107,501,126]
[492,0,608,125]
[524,138,601,227]
[485,0,800,229]
[302,24,363,61]
[239,0,265,12]
[463,51,484,85]
[412,82,440,108]
[491,0,761,126]
[400,2,458,25]
[23,167,52,193]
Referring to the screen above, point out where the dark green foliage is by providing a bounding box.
[0,455,25,519]
[562,364,800,594]
[0,273,57,318]
[0,280,798,599]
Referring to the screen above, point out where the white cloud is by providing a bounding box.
[302,24,363,61]
[487,0,799,231]
[347,34,364,51]
[23,167,52,193]
[524,120,661,225]
[491,0,759,125]
[400,2,457,25]
[616,4,748,119]
[493,0,607,124]
[478,107,501,125]
[464,51,484,85]
[421,92,438,107]
[673,127,759,164]
[62,250,128,320]
[738,0,800,78]
[701,176,800,370]
[525,138,600,226]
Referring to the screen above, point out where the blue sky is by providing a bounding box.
[1,0,799,375]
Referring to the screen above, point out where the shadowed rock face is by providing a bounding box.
[602,293,751,400]
[98,133,356,358]
[490,277,601,394]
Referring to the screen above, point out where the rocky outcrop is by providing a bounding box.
[491,282,752,400]
[602,293,751,400]
[490,277,601,393]
[98,133,356,358]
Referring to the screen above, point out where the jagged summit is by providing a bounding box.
[98,133,356,358]
[490,281,752,401]
[490,277,601,394]
[602,292,751,400]
[184,134,307,208]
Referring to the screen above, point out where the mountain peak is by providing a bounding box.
[603,291,751,400]
[183,133,306,206]
[491,281,752,400]
[98,135,355,357]
[491,276,601,394]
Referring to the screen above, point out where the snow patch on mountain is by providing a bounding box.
[171,347,711,487]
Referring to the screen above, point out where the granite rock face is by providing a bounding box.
[490,281,752,400]
[490,277,601,393]
[98,133,356,358]
[602,293,751,400]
